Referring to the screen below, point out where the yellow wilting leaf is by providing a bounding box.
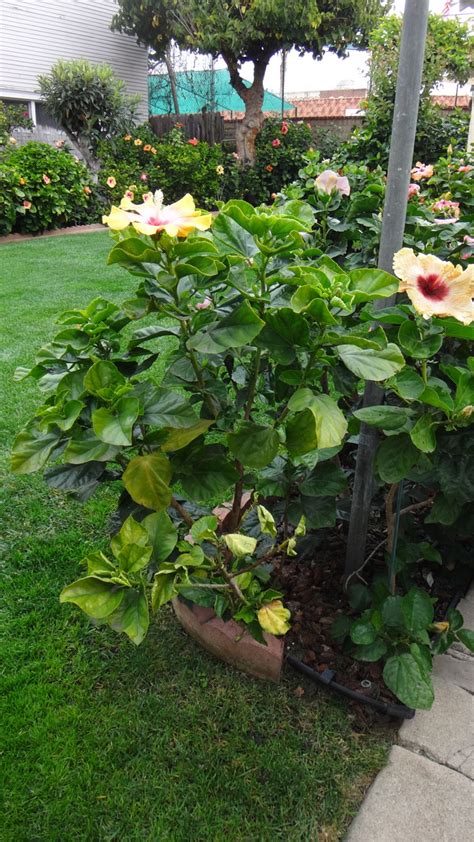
[432,621,449,633]
[257,600,291,636]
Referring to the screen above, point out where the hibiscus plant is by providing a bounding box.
[11,188,474,707]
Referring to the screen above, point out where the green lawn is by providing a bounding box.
[0,233,391,842]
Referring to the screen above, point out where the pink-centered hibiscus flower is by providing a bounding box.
[393,248,473,325]
[407,183,420,199]
[272,138,281,148]
[315,169,350,197]
[102,190,213,237]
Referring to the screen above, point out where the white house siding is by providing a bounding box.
[0,0,149,119]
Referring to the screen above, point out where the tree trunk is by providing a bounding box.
[164,49,180,117]
[223,52,269,164]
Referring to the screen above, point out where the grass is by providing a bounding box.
[0,233,392,841]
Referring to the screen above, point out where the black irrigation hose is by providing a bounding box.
[287,578,472,720]
[286,655,416,719]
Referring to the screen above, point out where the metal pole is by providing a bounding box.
[345,0,430,580]
[280,49,286,119]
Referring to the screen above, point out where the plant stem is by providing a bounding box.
[227,461,244,533]
[170,498,194,528]
[244,349,262,421]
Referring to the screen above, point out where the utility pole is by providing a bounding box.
[345,0,430,581]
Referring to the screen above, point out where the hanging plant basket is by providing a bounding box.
[172,596,284,683]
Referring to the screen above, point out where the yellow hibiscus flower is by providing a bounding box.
[393,248,473,325]
[102,190,213,238]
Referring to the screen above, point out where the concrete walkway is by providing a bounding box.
[346,585,474,842]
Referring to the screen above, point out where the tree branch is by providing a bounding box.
[170,498,194,528]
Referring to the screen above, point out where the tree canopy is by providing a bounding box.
[112,0,389,160]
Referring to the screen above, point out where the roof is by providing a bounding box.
[290,94,471,120]
[149,69,293,115]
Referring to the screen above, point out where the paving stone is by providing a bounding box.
[399,675,474,780]
[345,745,474,842]
[433,651,474,694]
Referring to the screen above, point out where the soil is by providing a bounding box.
[274,526,467,708]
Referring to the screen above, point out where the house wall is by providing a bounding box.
[0,0,148,121]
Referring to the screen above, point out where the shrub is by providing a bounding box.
[38,59,140,174]
[11,193,474,707]
[0,101,33,147]
[97,125,236,208]
[2,142,96,234]
[242,118,313,204]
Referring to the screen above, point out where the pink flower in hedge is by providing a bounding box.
[83,186,91,195]
[272,138,281,148]
[431,199,460,219]
[106,176,117,188]
[55,139,65,148]
[463,234,474,245]
[42,174,51,184]
[188,137,199,146]
[22,200,32,209]
[196,297,212,310]
[315,169,350,197]
[458,165,472,173]
[281,122,289,135]
[265,164,273,172]
[407,183,420,199]
[140,172,148,182]
[393,247,474,325]
[142,191,153,202]
[103,190,213,237]
[411,162,433,181]
[124,189,134,200]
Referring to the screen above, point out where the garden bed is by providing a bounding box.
[274,527,470,710]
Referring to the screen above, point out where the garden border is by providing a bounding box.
[0,223,105,245]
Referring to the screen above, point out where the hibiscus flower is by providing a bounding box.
[42,174,51,185]
[272,138,281,148]
[281,122,289,135]
[315,169,350,197]
[411,162,433,181]
[393,248,473,325]
[407,183,420,199]
[188,137,199,146]
[106,176,116,188]
[102,191,213,238]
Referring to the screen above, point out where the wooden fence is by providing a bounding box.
[149,112,225,145]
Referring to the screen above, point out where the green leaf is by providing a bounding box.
[401,588,434,632]
[456,629,474,652]
[383,653,434,709]
[290,287,337,324]
[190,516,218,543]
[136,385,198,428]
[347,584,371,612]
[44,461,105,492]
[287,389,348,450]
[108,237,163,266]
[286,408,318,455]
[60,577,125,619]
[224,534,257,557]
[37,399,84,432]
[299,462,347,497]
[331,615,352,643]
[187,301,264,354]
[398,321,443,360]
[162,420,214,452]
[257,505,277,538]
[151,572,177,612]
[425,494,462,525]
[92,397,140,446]
[228,422,279,469]
[354,640,388,661]
[179,449,238,501]
[108,587,149,645]
[409,415,437,453]
[381,595,405,629]
[348,269,398,302]
[83,360,126,400]
[419,380,454,413]
[289,495,336,530]
[375,434,420,483]
[110,516,152,573]
[390,368,425,400]
[212,212,259,258]
[142,511,178,563]
[354,405,412,431]
[123,453,172,512]
[337,343,405,381]
[11,426,60,474]
[64,432,120,464]
[258,308,310,363]
[350,620,377,645]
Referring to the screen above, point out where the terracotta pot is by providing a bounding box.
[172,597,284,683]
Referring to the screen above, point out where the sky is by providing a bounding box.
[207,0,473,97]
